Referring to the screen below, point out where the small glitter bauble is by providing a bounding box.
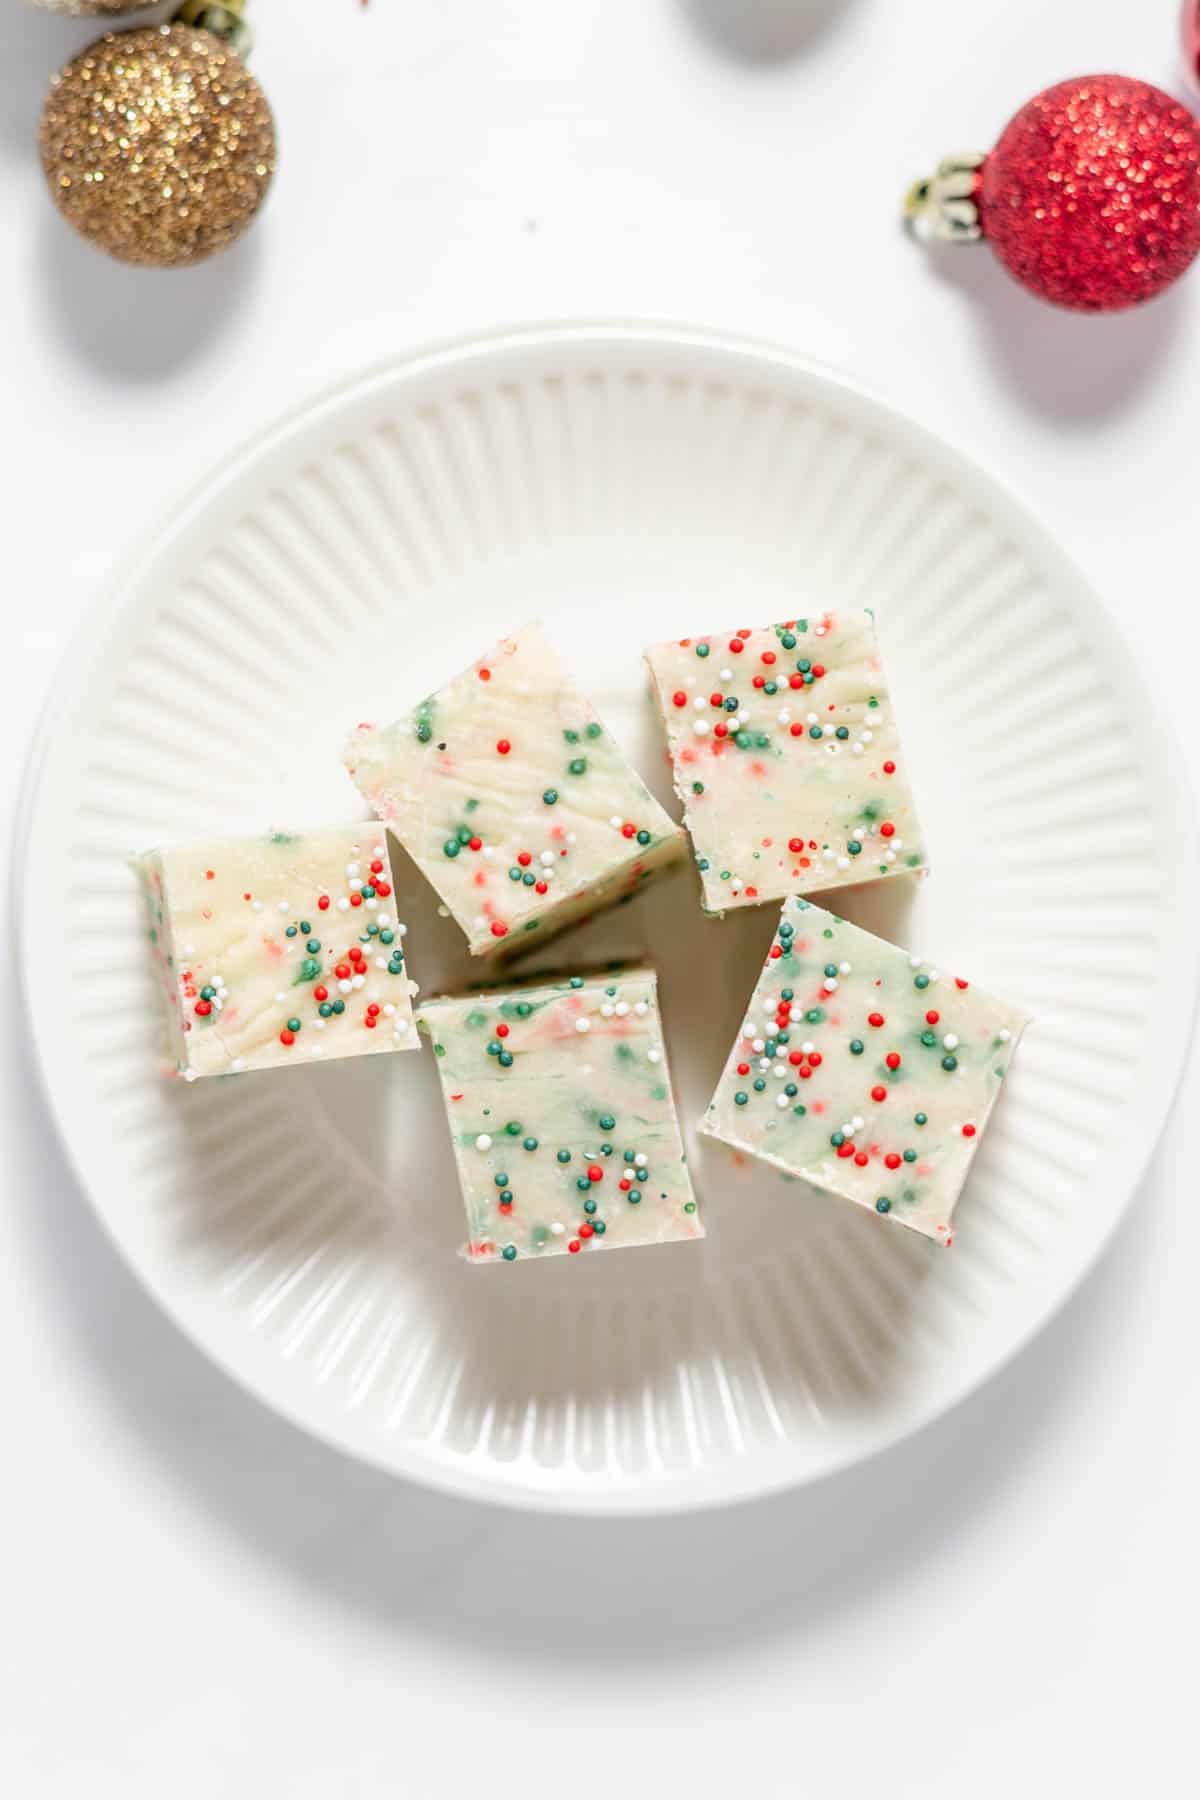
[39,24,276,269]
[908,75,1200,313]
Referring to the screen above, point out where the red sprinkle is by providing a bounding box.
[962,1124,977,1138]
[761,651,776,665]
[568,1239,581,1254]
[490,922,508,938]
[880,822,895,838]
[925,1010,940,1025]
[621,823,636,838]
[495,1023,509,1038]
[587,1165,603,1183]
[768,945,783,959]
[709,692,724,708]
[883,761,896,775]
[375,881,391,897]
[885,1052,901,1070]
[714,721,729,738]
[370,860,384,874]
[367,1003,380,1017]
[518,852,532,867]
[868,1012,885,1028]
[318,896,330,910]
[194,999,212,1017]
[350,893,363,907]
[496,738,512,754]
[956,979,970,991]
[579,1223,595,1239]
[534,880,548,894]
[364,1016,377,1030]
[812,664,825,679]
[737,1062,751,1076]
[790,722,804,737]
[335,963,351,980]
[468,837,482,852]
[837,1141,855,1160]
[871,1086,888,1103]
[808,1051,822,1068]
[280,1029,295,1046]
[314,985,328,1003]
[788,837,803,852]
[729,639,744,654]
[478,667,491,681]
[672,692,687,708]
[854,1151,869,1168]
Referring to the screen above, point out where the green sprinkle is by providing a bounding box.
[876,1198,891,1215]
[505,1121,522,1136]
[416,721,432,743]
[200,985,215,1001]
[824,963,838,978]
[921,1031,937,1047]
[753,1078,766,1093]
[457,826,472,844]
[809,726,822,741]
[509,866,523,882]
[585,723,602,739]
[332,1000,345,1015]
[568,759,587,776]
[798,658,811,673]
[847,841,862,856]
[637,829,651,845]
[379,929,394,944]
[569,976,584,989]
[557,1149,572,1164]
[903,1149,917,1163]
[598,1115,616,1131]
[831,1131,845,1147]
[286,1018,301,1033]
[592,1219,607,1234]
[793,1104,807,1116]
[285,925,298,939]
[523,1137,538,1152]
[914,1112,928,1126]
[734,1092,749,1107]
[486,1041,501,1056]
[914,974,930,990]
[692,781,705,795]
[583,1197,598,1215]
[499,1190,513,1205]
[306,939,321,954]
[493,1172,509,1188]
[781,987,794,1001]
[683,1201,697,1214]
[627,1189,642,1204]
[942,1055,959,1072]
[805,1008,824,1024]
[318,1003,333,1018]
[850,1039,864,1055]
[576,1176,590,1191]
[501,1245,517,1262]
[516,1002,533,1017]
[835,727,849,741]
[299,921,311,934]
[443,839,461,858]
[781,632,797,649]
[498,1051,514,1067]
[695,642,710,658]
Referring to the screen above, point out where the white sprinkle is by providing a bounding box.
[337,897,351,912]
[394,924,408,938]
[773,1064,787,1080]
[610,814,624,827]
[909,955,923,969]
[885,851,897,863]
[692,698,706,712]
[566,832,577,846]
[375,956,388,970]
[823,977,838,992]
[338,980,353,995]
[372,845,385,859]
[777,708,792,725]
[475,1134,493,1152]
[999,1029,1011,1043]
[752,1037,765,1053]
[314,1019,326,1031]
[310,1046,322,1058]
[365,898,379,910]
[776,1094,790,1109]
[377,911,392,926]
[839,962,851,975]
[852,744,864,755]
[635,1153,648,1166]
[693,719,710,736]
[394,1019,411,1035]
[273,991,286,1004]
[928,968,939,981]
[861,731,872,745]
[351,974,365,990]
[802,1041,815,1055]
[277,900,290,915]
[720,668,733,681]
[615,1001,630,1017]
[806,712,818,725]
[758,1057,772,1071]
[383,1003,396,1017]
[647,1048,661,1063]
[550,1222,565,1236]
[346,863,360,878]
[634,1001,649,1016]
[823,847,835,860]
[893,839,904,852]
[231,1058,245,1073]
[575,1018,591,1034]
[836,856,849,870]
[540,851,555,866]
[943,1033,959,1050]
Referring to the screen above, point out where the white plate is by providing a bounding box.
[19,321,1198,1514]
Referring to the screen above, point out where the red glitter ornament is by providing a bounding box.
[907,75,1200,312]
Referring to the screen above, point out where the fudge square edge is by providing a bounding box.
[702,896,1029,1245]
[644,609,927,914]
[136,824,419,1078]
[417,966,703,1264]
[345,622,686,956]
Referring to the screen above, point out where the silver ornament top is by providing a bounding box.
[904,152,985,243]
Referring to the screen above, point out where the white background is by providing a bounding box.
[3,1,1198,1794]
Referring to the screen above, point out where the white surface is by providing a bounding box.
[19,320,1197,1513]
[2,0,1197,1790]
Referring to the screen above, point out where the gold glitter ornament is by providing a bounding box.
[32,3,147,15]
[39,4,274,269]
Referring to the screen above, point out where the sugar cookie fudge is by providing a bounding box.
[345,623,686,956]
[645,611,927,913]
[418,968,702,1263]
[703,897,1028,1245]
[137,826,419,1078]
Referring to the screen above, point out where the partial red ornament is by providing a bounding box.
[907,75,1200,313]
[1185,5,1200,85]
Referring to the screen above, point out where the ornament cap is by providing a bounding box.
[173,0,253,57]
[904,152,986,244]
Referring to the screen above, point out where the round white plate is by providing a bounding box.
[19,322,1198,1514]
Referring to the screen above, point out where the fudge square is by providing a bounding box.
[703,897,1028,1245]
[136,825,419,1078]
[644,610,927,914]
[418,968,703,1264]
[344,623,686,957]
